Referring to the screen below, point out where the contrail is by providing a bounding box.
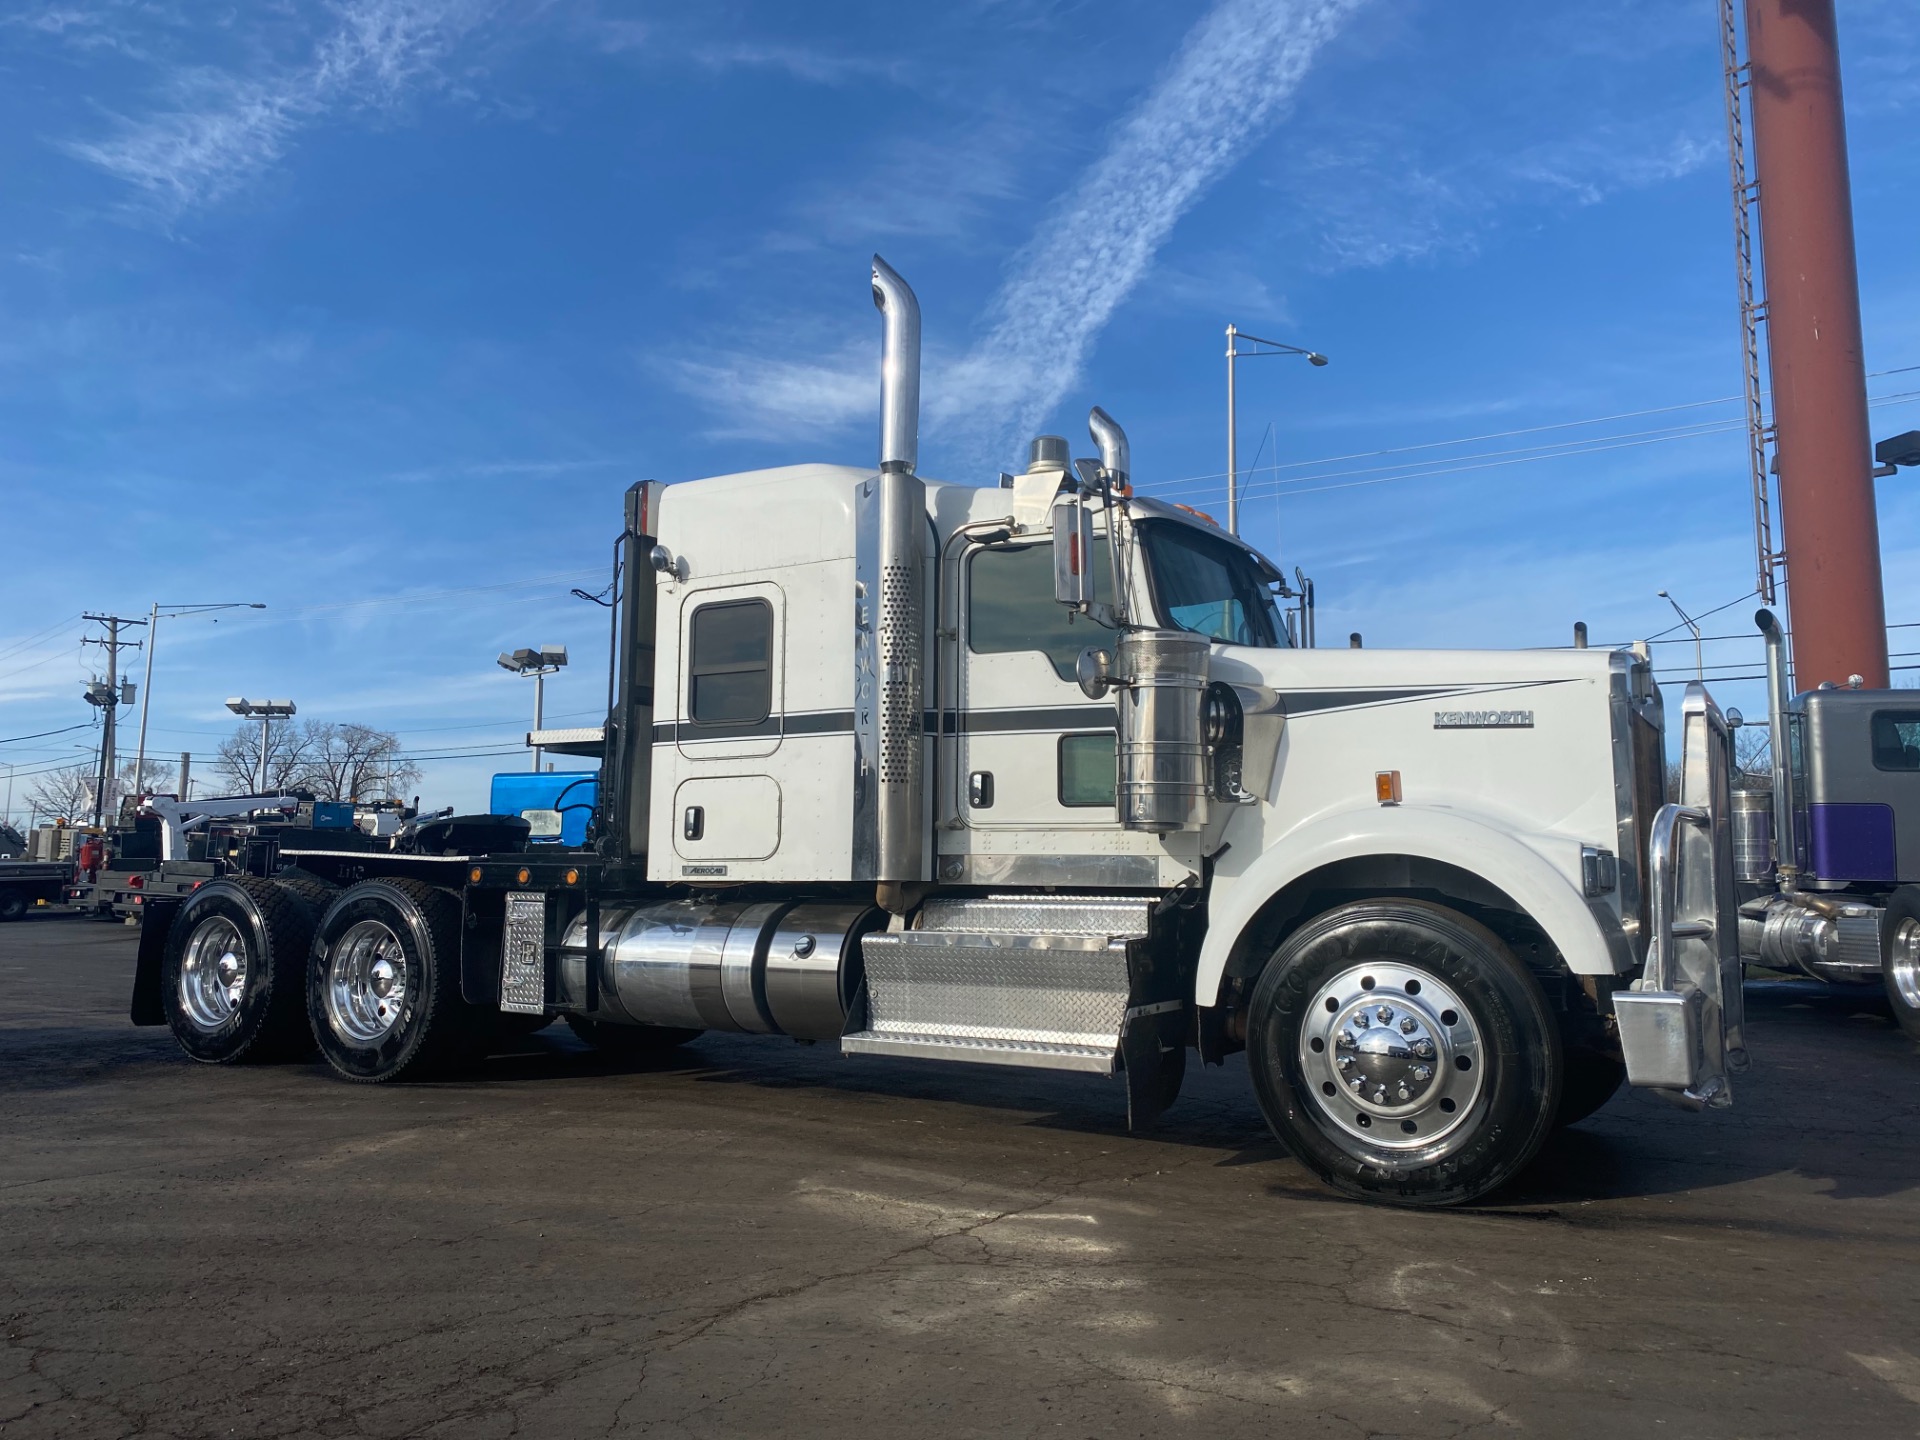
[941,0,1368,465]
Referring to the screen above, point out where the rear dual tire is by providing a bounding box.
[306,878,486,1083]
[161,877,325,1064]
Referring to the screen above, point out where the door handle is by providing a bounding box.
[968,771,994,809]
[682,805,705,841]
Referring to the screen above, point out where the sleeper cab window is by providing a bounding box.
[1059,732,1117,807]
[1871,711,1920,772]
[688,599,772,725]
[968,538,1105,681]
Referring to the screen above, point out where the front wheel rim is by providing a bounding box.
[1890,918,1920,1010]
[179,916,249,1031]
[1298,960,1487,1150]
[325,920,410,1045]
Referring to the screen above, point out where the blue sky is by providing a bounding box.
[3,0,1917,820]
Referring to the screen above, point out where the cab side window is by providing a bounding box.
[968,540,1107,681]
[688,599,772,724]
[1872,711,1920,771]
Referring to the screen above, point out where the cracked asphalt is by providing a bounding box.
[4,915,1920,1438]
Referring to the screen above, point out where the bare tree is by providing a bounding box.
[1732,727,1774,790]
[211,719,419,802]
[213,720,315,795]
[24,765,99,824]
[301,723,421,802]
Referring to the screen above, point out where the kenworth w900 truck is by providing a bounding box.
[133,258,1747,1206]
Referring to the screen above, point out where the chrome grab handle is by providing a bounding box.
[1645,802,1711,992]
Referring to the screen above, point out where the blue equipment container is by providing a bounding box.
[489,771,599,847]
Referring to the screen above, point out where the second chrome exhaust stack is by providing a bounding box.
[865,255,926,908]
[871,255,920,475]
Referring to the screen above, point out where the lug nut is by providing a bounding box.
[1395,1085,1410,1101]
[1376,1006,1394,1024]
[1337,1055,1353,1071]
[1348,1076,1365,1092]
[1353,1012,1370,1029]
[1338,1029,1356,1049]
[1412,1039,1435,1060]
[1399,1016,1418,1035]
[1412,1064,1432,1083]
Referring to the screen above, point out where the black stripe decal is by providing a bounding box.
[1277,679,1577,718]
[937,705,1119,734]
[654,710,856,744]
[650,681,1571,741]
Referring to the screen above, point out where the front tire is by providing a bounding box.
[307,879,481,1082]
[1881,886,1920,1043]
[161,877,321,1063]
[1247,899,1561,1207]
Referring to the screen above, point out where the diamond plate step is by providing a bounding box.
[841,1030,1116,1073]
[851,918,1143,1075]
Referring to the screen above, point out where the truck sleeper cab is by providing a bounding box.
[133,257,1745,1208]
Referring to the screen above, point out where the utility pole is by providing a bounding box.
[81,613,146,827]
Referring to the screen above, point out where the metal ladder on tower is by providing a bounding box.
[1722,0,1784,607]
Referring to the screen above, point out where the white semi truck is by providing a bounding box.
[133,258,1747,1206]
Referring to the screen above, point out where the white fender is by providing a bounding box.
[1195,804,1625,1008]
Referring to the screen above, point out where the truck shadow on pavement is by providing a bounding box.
[466,977,1920,1217]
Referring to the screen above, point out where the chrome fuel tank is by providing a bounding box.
[560,898,881,1040]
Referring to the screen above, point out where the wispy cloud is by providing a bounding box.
[690,41,906,86]
[665,337,877,444]
[658,0,1366,467]
[61,0,493,214]
[937,0,1368,462]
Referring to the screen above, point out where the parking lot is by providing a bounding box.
[1,915,1918,1438]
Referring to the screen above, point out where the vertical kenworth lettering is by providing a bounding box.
[133,257,1746,1208]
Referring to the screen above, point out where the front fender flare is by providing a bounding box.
[1195,806,1625,1007]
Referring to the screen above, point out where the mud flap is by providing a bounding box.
[1121,1002,1187,1131]
[130,897,181,1026]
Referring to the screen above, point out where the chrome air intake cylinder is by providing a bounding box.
[1731,787,1776,886]
[559,900,882,1039]
[1114,628,1210,833]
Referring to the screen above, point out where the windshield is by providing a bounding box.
[1138,520,1287,647]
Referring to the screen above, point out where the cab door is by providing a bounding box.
[949,535,1129,849]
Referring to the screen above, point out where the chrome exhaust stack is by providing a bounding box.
[1757,608,1798,887]
[872,255,920,475]
[863,256,927,910]
[1088,405,1130,488]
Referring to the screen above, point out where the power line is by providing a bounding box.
[0,723,94,746]
[1147,374,1920,501]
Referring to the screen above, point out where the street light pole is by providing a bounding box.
[1224,326,1329,539]
[498,646,569,773]
[1658,590,1705,682]
[133,602,265,798]
[225,698,297,794]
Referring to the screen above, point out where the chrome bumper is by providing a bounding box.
[1614,684,1749,1109]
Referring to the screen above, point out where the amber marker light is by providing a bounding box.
[565,869,579,885]
[469,867,482,884]
[516,867,531,884]
[1375,770,1403,805]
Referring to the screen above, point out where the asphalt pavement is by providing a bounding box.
[3,912,1919,1438]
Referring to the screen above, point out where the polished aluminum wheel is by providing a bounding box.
[178,916,249,1031]
[1299,960,1486,1149]
[1889,918,1920,1011]
[325,919,410,1045]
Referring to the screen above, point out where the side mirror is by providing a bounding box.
[1075,647,1116,699]
[1051,494,1095,610]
